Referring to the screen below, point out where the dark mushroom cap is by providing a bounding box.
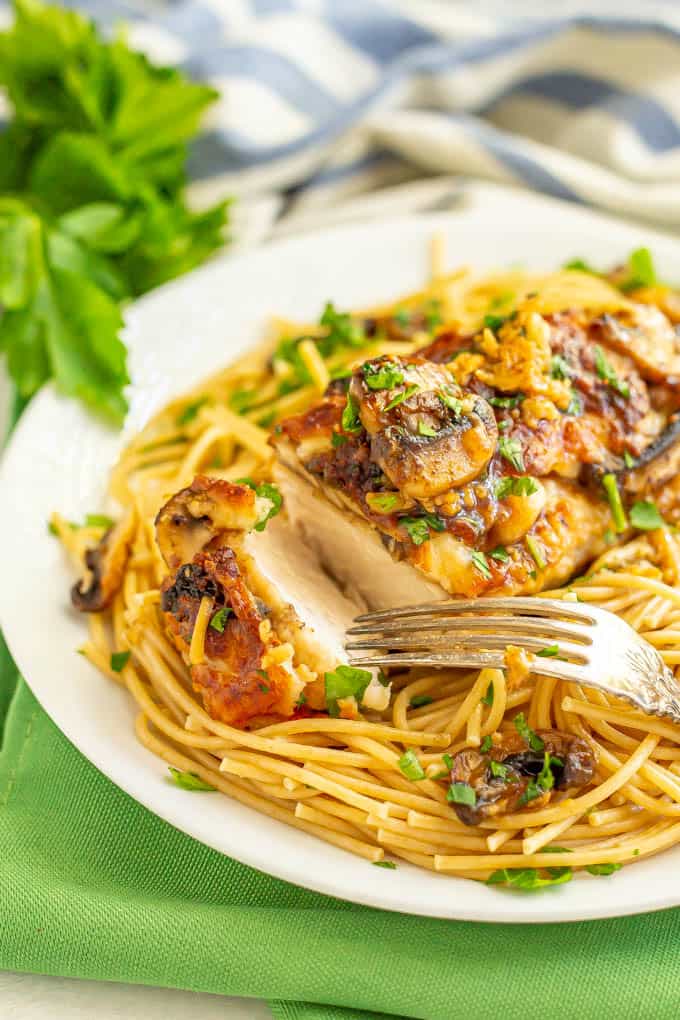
[349,356,497,499]
[71,512,135,613]
[449,728,596,826]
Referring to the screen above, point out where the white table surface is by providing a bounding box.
[1,972,273,1019]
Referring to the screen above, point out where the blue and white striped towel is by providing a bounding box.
[4,0,680,241]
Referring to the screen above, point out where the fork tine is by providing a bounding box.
[346,631,590,662]
[347,650,587,683]
[346,615,592,645]
[353,597,596,626]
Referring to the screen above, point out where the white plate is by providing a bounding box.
[2,181,679,923]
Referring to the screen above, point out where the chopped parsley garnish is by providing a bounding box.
[385,383,419,410]
[258,410,277,428]
[228,389,256,413]
[110,650,130,672]
[209,606,233,633]
[481,682,494,706]
[410,695,434,708]
[417,420,438,437]
[489,393,524,409]
[447,782,477,806]
[324,665,372,717]
[602,473,627,533]
[341,394,362,433]
[167,768,216,792]
[237,479,283,532]
[373,860,397,869]
[489,760,511,781]
[537,752,563,792]
[586,862,622,876]
[258,682,270,693]
[514,713,544,751]
[550,354,574,380]
[438,389,463,415]
[483,313,507,332]
[518,781,543,806]
[623,450,635,468]
[565,390,583,416]
[594,345,630,398]
[487,866,573,890]
[425,299,443,331]
[564,257,596,273]
[496,475,538,499]
[630,500,665,531]
[536,644,559,657]
[398,749,427,782]
[393,308,411,327]
[377,669,390,687]
[489,545,509,562]
[363,362,404,391]
[367,492,400,513]
[319,302,366,352]
[471,550,491,580]
[177,396,209,426]
[85,513,115,529]
[498,435,525,471]
[620,247,657,292]
[331,432,348,448]
[400,513,445,546]
[480,735,493,753]
[295,693,307,709]
[526,535,546,570]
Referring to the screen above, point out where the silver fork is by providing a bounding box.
[346,597,680,724]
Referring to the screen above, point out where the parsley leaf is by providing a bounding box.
[471,550,491,580]
[480,735,493,753]
[498,436,525,471]
[487,866,573,890]
[398,749,426,782]
[167,768,216,792]
[536,645,559,657]
[417,420,438,437]
[400,513,445,546]
[483,314,506,332]
[447,783,476,806]
[550,354,573,380]
[620,248,657,292]
[385,383,419,410]
[209,606,233,633]
[373,860,397,869]
[630,500,665,531]
[489,393,524,409]
[489,545,509,562]
[514,713,544,751]
[0,0,227,422]
[438,389,463,415]
[481,682,494,707]
[410,694,433,708]
[594,345,630,398]
[237,478,283,531]
[586,862,622,876]
[324,664,372,717]
[341,394,362,433]
[177,396,209,426]
[110,650,130,672]
[496,475,538,499]
[362,361,404,391]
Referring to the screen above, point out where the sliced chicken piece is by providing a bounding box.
[156,477,386,727]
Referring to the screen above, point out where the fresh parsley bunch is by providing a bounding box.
[0,0,228,423]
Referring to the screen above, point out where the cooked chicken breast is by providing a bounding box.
[272,303,680,605]
[155,476,387,727]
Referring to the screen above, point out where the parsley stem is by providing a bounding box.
[602,473,627,533]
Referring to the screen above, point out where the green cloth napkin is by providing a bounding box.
[2,398,680,1019]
